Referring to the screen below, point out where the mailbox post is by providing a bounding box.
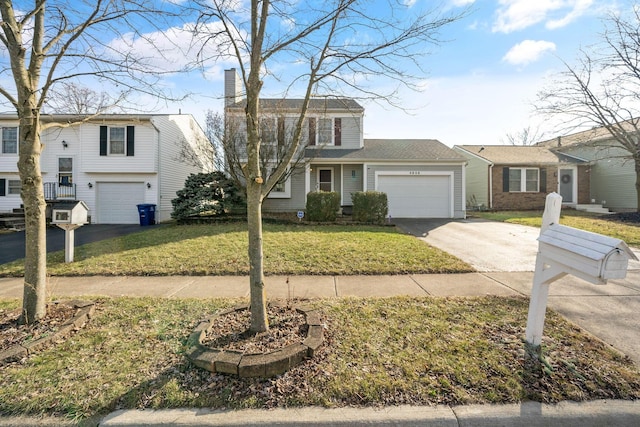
[51,201,89,263]
[525,193,638,347]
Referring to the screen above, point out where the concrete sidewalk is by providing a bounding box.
[1,270,639,364]
[2,271,640,426]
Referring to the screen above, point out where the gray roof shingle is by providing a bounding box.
[307,139,465,162]
[455,145,582,165]
[226,98,364,113]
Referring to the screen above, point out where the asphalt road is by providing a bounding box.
[0,224,157,265]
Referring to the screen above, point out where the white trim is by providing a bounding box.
[266,176,291,198]
[304,163,311,205]
[340,164,344,205]
[374,170,455,218]
[363,163,368,191]
[461,163,466,219]
[558,166,578,205]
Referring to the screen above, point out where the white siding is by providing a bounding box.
[153,115,210,222]
[80,121,157,173]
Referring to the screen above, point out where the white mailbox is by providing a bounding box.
[51,200,89,263]
[538,223,636,285]
[526,192,638,347]
[52,201,89,225]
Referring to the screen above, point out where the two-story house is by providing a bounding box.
[224,69,466,219]
[0,113,212,224]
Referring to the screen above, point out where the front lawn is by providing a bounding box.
[0,223,472,277]
[1,297,639,421]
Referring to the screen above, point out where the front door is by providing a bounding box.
[558,168,575,204]
[58,157,74,198]
[318,168,333,192]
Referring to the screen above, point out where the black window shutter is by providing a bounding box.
[99,126,108,156]
[539,168,546,193]
[126,126,135,156]
[334,118,342,146]
[502,167,510,192]
[0,179,5,196]
[308,118,316,146]
[277,118,285,148]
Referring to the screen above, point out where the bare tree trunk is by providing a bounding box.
[18,114,47,324]
[247,182,269,333]
[635,157,640,213]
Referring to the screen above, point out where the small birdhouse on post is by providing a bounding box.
[51,201,89,263]
[525,193,637,347]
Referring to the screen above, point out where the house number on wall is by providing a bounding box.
[409,171,421,175]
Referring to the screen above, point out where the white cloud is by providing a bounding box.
[492,0,593,33]
[546,0,593,29]
[450,0,476,6]
[502,40,557,66]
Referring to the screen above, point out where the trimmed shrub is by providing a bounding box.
[352,191,388,224]
[306,191,340,222]
[171,172,246,221]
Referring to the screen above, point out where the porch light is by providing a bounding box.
[87,183,93,189]
[146,182,151,189]
[62,140,68,148]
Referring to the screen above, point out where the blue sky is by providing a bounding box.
[1,0,628,146]
[161,0,625,146]
[352,0,618,146]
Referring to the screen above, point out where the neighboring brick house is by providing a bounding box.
[454,145,590,210]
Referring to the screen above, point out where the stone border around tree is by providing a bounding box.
[0,300,95,365]
[186,303,324,378]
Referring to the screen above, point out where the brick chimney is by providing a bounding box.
[224,68,242,106]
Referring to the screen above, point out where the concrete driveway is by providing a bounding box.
[395,217,640,365]
[394,218,640,272]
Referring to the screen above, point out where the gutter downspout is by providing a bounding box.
[489,162,494,209]
[149,118,161,210]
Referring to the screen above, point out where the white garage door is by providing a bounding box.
[377,174,451,218]
[96,182,145,224]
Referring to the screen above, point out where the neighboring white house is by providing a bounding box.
[224,69,467,219]
[0,113,212,224]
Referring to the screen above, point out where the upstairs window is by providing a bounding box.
[260,118,277,145]
[2,127,18,154]
[100,125,135,156]
[109,127,125,155]
[308,118,342,146]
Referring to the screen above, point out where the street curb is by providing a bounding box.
[98,400,640,426]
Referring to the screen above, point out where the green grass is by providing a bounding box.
[471,210,640,247]
[0,223,472,277]
[1,297,639,420]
